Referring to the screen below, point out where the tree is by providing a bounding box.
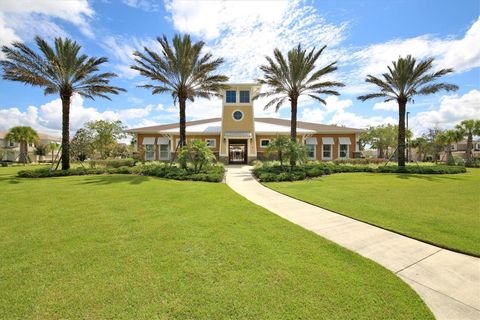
[46,142,59,163]
[177,140,215,173]
[360,124,412,158]
[1,36,125,170]
[131,34,228,148]
[358,55,458,167]
[455,119,480,166]
[85,120,127,159]
[70,128,94,162]
[437,130,463,165]
[410,137,429,161]
[266,136,290,167]
[256,44,344,166]
[5,126,38,164]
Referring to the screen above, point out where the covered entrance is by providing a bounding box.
[228,139,248,164]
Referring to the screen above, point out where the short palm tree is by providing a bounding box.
[455,119,480,166]
[5,126,39,164]
[131,34,229,148]
[1,36,125,170]
[47,142,59,163]
[437,130,463,165]
[358,55,458,167]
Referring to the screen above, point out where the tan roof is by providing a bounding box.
[127,117,364,134]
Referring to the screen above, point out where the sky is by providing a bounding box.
[0,0,479,137]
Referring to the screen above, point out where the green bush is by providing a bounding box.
[17,163,225,182]
[89,158,135,168]
[253,162,466,182]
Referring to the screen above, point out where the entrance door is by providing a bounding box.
[228,139,248,164]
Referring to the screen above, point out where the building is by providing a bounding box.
[127,83,364,164]
[0,131,61,162]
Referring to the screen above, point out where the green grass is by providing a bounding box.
[0,166,432,319]
[266,168,480,256]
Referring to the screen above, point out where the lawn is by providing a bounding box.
[0,166,432,319]
[266,168,480,256]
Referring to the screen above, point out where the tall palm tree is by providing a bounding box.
[5,126,39,164]
[358,55,458,167]
[455,119,480,166]
[437,129,463,165]
[1,36,125,170]
[256,44,344,165]
[131,34,229,148]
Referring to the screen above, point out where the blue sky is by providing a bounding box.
[0,0,479,136]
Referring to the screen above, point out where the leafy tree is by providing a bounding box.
[70,128,94,162]
[1,36,125,170]
[85,120,127,159]
[284,140,308,168]
[410,137,429,161]
[423,127,444,163]
[455,119,480,166]
[111,143,131,158]
[361,124,412,158]
[266,136,290,167]
[437,130,463,165]
[358,55,458,167]
[256,44,344,166]
[5,126,38,164]
[34,144,48,159]
[131,34,228,147]
[177,140,215,173]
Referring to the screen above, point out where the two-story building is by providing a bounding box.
[127,83,364,164]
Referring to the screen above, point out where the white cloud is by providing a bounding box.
[328,111,396,128]
[0,94,161,135]
[166,0,348,82]
[122,0,159,11]
[372,100,397,111]
[0,0,94,43]
[410,89,480,135]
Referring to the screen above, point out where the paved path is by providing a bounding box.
[225,165,480,320]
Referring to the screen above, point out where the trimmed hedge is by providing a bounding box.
[17,164,225,182]
[254,163,467,182]
[89,158,135,168]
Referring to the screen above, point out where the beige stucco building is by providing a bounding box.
[128,83,364,164]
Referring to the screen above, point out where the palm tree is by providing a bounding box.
[256,44,344,165]
[455,119,480,166]
[47,142,59,163]
[5,126,39,164]
[410,137,429,161]
[1,36,125,170]
[358,55,458,167]
[131,34,229,148]
[437,130,463,165]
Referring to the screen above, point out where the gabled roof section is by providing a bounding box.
[126,118,221,133]
[255,118,365,133]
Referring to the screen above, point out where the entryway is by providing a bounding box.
[228,139,248,164]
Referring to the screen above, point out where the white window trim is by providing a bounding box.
[322,144,333,160]
[232,109,244,121]
[205,138,216,148]
[144,144,155,161]
[158,143,170,160]
[259,139,270,148]
[338,144,350,159]
[306,144,316,160]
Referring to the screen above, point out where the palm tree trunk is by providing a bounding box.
[20,142,27,164]
[179,97,187,147]
[290,96,298,166]
[397,99,407,167]
[61,94,71,170]
[466,132,473,166]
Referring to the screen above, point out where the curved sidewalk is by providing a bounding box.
[225,165,480,320]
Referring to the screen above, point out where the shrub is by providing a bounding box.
[177,140,215,173]
[89,158,135,168]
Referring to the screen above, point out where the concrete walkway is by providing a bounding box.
[225,165,480,320]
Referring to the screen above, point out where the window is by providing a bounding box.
[8,141,14,147]
[145,144,155,160]
[159,143,170,160]
[322,144,332,160]
[232,110,243,121]
[339,144,349,158]
[239,90,250,103]
[29,143,34,147]
[476,143,480,150]
[306,144,316,159]
[205,139,216,148]
[226,90,236,103]
[260,139,270,148]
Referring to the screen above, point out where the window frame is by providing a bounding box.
[239,90,250,103]
[306,144,316,160]
[322,144,332,160]
[8,141,15,147]
[145,144,155,161]
[226,90,236,103]
[205,138,216,148]
[232,109,244,121]
[158,142,170,160]
[339,144,349,158]
[259,139,270,148]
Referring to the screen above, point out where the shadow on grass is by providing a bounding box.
[394,173,469,181]
[77,174,151,185]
